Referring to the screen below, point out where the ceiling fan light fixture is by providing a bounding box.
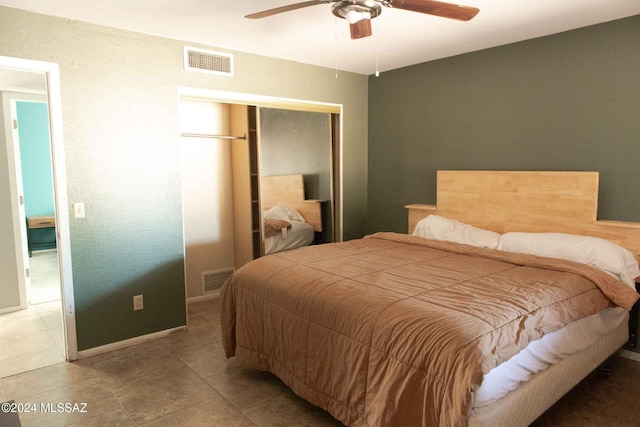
[346,10,371,24]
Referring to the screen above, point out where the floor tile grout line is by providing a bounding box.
[4,360,102,403]
[0,327,53,343]
[0,351,66,379]
[94,350,227,427]
[44,326,66,360]
[171,313,259,426]
[0,256,62,379]
[92,352,190,397]
[7,363,91,396]
[84,357,139,427]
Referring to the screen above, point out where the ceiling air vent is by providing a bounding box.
[184,46,233,76]
[203,268,234,294]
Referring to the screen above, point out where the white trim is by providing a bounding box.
[178,87,342,115]
[47,63,78,361]
[0,55,77,361]
[77,326,187,359]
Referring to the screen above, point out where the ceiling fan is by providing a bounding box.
[246,0,480,40]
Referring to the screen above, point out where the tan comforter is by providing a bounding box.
[221,232,638,427]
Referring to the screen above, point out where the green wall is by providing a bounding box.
[368,15,640,234]
[0,6,368,350]
[259,108,331,201]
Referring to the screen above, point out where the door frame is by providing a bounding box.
[0,55,78,360]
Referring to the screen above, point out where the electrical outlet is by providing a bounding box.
[133,294,143,311]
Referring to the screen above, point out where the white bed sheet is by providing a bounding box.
[468,314,628,426]
[471,306,628,408]
[264,220,314,255]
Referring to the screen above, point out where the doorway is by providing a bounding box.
[0,56,77,377]
[178,87,343,303]
[14,97,60,305]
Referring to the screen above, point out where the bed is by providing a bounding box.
[221,171,640,426]
[263,205,315,254]
[261,174,324,255]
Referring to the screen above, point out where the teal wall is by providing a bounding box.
[17,101,54,217]
[17,101,56,247]
[368,15,640,234]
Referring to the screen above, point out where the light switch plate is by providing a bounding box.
[73,202,85,219]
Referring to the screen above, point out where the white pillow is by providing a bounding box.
[412,215,501,249]
[498,232,640,288]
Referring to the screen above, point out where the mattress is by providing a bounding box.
[471,306,628,407]
[264,219,314,254]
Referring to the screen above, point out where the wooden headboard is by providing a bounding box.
[406,171,640,264]
[261,174,324,232]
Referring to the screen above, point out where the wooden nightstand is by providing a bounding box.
[26,215,56,256]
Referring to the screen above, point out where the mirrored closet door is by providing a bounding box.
[230,105,339,266]
[259,107,335,256]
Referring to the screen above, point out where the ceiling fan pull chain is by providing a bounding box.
[375,17,380,77]
[334,16,339,78]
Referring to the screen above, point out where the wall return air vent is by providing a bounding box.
[184,46,233,76]
[202,268,234,294]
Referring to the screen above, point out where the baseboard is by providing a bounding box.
[187,292,219,304]
[77,325,187,359]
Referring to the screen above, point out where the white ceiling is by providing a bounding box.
[1,0,639,75]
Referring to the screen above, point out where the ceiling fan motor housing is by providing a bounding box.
[331,1,383,20]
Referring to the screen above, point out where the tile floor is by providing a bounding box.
[0,298,343,426]
[0,248,64,378]
[1,297,640,426]
[29,250,62,305]
[0,301,65,378]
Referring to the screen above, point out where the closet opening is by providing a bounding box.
[178,89,342,304]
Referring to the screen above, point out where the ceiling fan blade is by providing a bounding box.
[349,19,372,39]
[388,0,479,21]
[246,1,327,19]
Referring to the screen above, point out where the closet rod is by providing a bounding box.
[181,132,247,140]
